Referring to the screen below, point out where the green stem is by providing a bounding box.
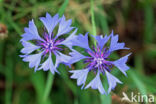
[58,0,69,17]
[90,1,112,104]
[144,1,154,44]
[43,72,54,102]
[5,47,13,104]
[42,0,69,102]
[90,0,96,36]
[90,0,96,46]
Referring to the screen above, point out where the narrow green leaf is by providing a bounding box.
[5,56,13,104]
[134,54,144,74]
[7,13,22,35]
[30,71,46,104]
[58,0,69,17]
[144,1,154,44]
[59,64,77,95]
[90,0,96,36]
[128,69,148,104]
[41,1,70,103]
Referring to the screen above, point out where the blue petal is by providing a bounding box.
[85,71,106,94]
[60,29,77,49]
[40,13,60,35]
[113,53,131,76]
[69,68,89,88]
[109,31,129,52]
[94,34,110,50]
[69,49,87,64]
[72,33,91,50]
[39,53,58,74]
[21,20,43,41]
[105,70,122,94]
[21,41,40,54]
[56,15,74,37]
[23,51,43,71]
[55,51,72,68]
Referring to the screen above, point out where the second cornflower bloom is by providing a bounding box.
[69,31,131,94]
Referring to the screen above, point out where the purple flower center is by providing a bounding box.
[37,32,63,55]
[84,46,113,74]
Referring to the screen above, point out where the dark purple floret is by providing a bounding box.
[84,45,113,74]
[36,32,64,55]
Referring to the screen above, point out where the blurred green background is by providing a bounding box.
[0,0,156,104]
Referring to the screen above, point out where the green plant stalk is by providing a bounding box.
[42,0,69,102]
[90,0,96,46]
[128,69,147,104]
[90,0,96,36]
[58,0,69,17]
[5,53,13,104]
[144,1,154,44]
[90,0,112,103]
[43,72,54,102]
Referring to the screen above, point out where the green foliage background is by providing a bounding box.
[0,0,156,104]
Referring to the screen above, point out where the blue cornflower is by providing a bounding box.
[20,13,77,74]
[69,31,131,94]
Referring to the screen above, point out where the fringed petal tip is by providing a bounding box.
[71,33,91,51]
[85,72,106,95]
[69,49,87,64]
[20,41,40,54]
[69,69,89,88]
[56,15,74,37]
[38,53,59,74]
[109,31,129,52]
[22,52,43,71]
[113,53,132,76]
[55,51,73,68]
[60,28,78,49]
[93,34,111,50]
[105,70,122,94]
[40,13,60,35]
[21,19,43,41]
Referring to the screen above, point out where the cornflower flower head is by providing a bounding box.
[20,13,77,74]
[69,31,131,94]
